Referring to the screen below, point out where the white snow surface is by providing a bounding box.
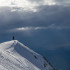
[0,40,54,70]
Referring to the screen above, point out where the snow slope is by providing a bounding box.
[0,40,54,70]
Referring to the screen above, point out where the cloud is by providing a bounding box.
[8,24,70,33]
[0,0,38,12]
[0,0,70,12]
[9,27,48,32]
[54,0,70,5]
[0,5,70,33]
[0,0,56,12]
[1,3,70,32]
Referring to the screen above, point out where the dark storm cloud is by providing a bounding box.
[0,5,70,33]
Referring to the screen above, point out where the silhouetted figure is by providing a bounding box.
[13,36,14,40]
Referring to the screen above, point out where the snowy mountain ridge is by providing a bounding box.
[0,40,54,70]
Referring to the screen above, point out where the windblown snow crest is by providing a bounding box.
[0,40,55,70]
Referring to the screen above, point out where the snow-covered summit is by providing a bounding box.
[0,40,54,70]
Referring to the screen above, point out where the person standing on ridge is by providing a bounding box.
[13,36,14,40]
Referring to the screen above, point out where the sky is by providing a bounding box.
[0,0,70,70]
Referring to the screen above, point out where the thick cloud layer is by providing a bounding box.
[0,5,70,32]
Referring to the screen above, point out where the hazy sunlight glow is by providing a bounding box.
[0,0,56,12]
